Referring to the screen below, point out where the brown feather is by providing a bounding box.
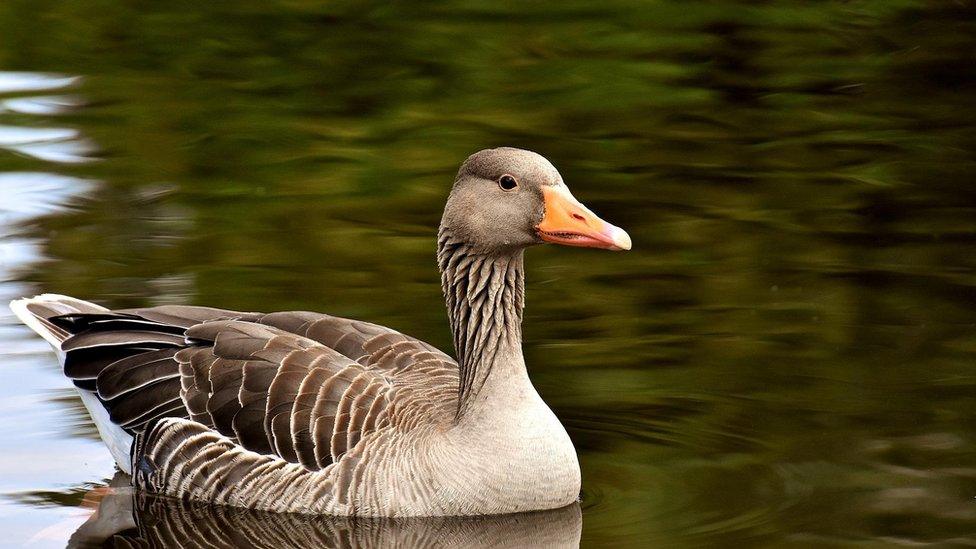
[62,330,185,352]
[233,361,277,454]
[105,377,183,426]
[206,358,246,437]
[97,348,180,400]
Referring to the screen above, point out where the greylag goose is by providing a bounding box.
[11,147,631,517]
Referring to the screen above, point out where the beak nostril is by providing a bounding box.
[571,213,585,222]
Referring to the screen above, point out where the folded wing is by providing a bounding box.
[40,304,458,471]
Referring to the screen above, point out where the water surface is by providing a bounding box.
[1,2,975,547]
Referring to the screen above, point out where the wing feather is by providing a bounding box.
[22,302,460,504]
[97,348,180,400]
[104,377,183,426]
[206,358,247,435]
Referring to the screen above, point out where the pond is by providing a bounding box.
[1,2,975,547]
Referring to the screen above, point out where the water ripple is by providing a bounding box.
[0,95,81,115]
[0,72,79,94]
[0,71,94,164]
[0,73,110,547]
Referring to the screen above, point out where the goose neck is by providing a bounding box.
[437,229,527,418]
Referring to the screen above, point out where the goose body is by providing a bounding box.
[11,148,630,516]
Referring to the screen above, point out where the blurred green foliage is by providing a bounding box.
[1,1,975,546]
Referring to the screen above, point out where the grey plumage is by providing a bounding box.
[69,474,582,548]
[10,147,631,516]
[437,231,525,417]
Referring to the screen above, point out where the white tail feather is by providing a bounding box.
[9,294,133,473]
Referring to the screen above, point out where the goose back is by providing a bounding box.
[14,299,464,507]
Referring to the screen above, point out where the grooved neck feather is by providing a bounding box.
[437,228,525,418]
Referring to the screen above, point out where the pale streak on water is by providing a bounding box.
[0,71,109,548]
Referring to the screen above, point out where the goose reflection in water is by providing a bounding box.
[69,474,582,549]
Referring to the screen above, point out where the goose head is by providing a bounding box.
[440,147,631,253]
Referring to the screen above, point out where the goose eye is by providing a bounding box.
[498,174,519,191]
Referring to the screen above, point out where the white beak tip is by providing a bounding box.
[611,227,632,251]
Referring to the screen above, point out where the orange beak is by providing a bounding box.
[536,186,632,251]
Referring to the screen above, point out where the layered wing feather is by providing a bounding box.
[30,303,458,475]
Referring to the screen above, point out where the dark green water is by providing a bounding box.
[1,1,975,547]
